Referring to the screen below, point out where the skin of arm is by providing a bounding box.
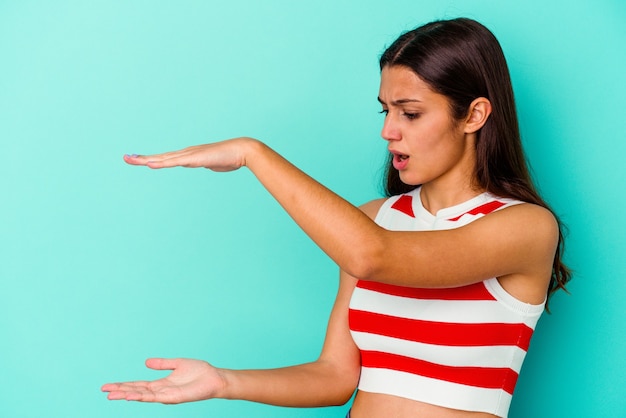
[220,268,361,406]
[102,238,362,407]
[126,138,557,303]
[216,200,386,406]
[102,269,361,406]
[108,139,557,406]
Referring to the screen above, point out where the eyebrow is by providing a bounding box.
[377,97,422,105]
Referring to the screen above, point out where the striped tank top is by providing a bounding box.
[349,187,545,417]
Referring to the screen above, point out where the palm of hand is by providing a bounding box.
[102,358,224,404]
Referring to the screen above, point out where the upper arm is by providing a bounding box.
[363,203,559,303]
[358,198,386,220]
[317,270,360,379]
[315,201,385,395]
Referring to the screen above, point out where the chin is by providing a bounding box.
[398,173,424,187]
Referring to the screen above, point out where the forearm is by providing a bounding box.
[126,138,386,280]
[217,265,361,407]
[219,360,357,407]
[244,139,384,279]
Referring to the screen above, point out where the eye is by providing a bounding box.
[379,109,388,116]
[403,112,420,120]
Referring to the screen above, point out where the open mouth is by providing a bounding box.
[392,153,410,170]
[393,153,409,162]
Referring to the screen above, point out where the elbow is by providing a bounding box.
[342,233,387,281]
[326,370,359,406]
[308,357,359,407]
[331,389,357,407]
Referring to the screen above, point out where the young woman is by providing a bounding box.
[102,18,570,417]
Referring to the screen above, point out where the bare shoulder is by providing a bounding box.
[491,202,558,241]
[472,203,558,303]
[470,202,559,257]
[358,198,387,220]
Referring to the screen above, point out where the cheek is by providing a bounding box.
[427,122,466,157]
[407,130,465,174]
[405,114,463,156]
[411,131,452,159]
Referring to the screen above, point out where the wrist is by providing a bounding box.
[240,137,271,170]
[216,368,238,400]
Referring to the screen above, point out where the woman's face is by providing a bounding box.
[378,65,475,188]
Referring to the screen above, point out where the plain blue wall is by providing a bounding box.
[1,1,624,417]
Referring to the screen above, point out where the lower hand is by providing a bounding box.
[101,358,226,403]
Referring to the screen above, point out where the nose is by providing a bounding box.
[380,113,401,141]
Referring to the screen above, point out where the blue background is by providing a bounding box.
[1,1,625,417]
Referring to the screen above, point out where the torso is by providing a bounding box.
[351,391,497,418]
[348,188,546,417]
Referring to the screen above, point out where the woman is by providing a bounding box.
[102,18,570,417]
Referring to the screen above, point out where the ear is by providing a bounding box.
[463,97,492,134]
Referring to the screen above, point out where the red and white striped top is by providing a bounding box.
[349,187,545,417]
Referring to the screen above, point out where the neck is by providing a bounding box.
[419,134,483,214]
[419,181,483,215]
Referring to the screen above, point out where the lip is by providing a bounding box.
[389,149,410,171]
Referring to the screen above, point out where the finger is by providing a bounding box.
[123,154,154,166]
[103,380,151,391]
[106,389,157,402]
[106,390,132,400]
[125,390,158,402]
[101,383,119,392]
[146,357,180,371]
[150,147,212,169]
[101,382,142,392]
[123,150,186,166]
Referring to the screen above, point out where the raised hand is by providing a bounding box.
[123,137,258,172]
[101,358,226,403]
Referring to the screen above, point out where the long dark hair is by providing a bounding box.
[380,18,570,305]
